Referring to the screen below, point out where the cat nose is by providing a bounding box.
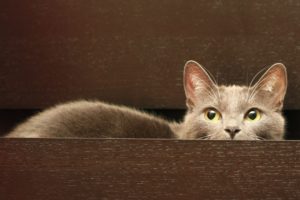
[225,126,241,139]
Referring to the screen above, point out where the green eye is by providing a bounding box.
[204,108,221,122]
[245,109,261,121]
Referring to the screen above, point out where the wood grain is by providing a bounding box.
[0,139,299,200]
[1,1,300,109]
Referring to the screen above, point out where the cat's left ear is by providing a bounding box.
[253,63,287,110]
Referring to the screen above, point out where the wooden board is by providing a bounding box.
[0,139,299,200]
[1,1,300,109]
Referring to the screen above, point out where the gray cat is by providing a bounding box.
[6,60,287,140]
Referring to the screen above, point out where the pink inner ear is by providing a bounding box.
[184,61,215,105]
[272,70,287,103]
[185,71,197,101]
[261,65,287,95]
[254,63,287,109]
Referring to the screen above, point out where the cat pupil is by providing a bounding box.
[207,110,216,120]
[248,110,257,120]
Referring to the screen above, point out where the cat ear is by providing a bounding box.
[183,60,216,109]
[253,63,287,110]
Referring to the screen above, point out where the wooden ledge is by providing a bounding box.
[0,139,299,199]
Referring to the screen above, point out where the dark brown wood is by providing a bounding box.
[0,139,299,200]
[1,1,300,109]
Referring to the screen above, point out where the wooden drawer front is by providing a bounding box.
[0,139,299,199]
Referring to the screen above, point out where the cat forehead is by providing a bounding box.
[218,85,249,96]
[216,85,250,111]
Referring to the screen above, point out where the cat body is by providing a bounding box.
[6,61,288,140]
[8,101,176,138]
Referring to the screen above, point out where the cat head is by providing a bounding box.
[181,60,287,140]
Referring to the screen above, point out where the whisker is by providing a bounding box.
[247,65,270,101]
[247,75,270,101]
[255,135,266,140]
[249,66,269,87]
[197,135,209,140]
[206,132,220,140]
[197,65,221,100]
[199,64,218,85]
[208,70,221,99]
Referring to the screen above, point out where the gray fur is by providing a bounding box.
[176,61,287,140]
[7,101,174,138]
[6,61,287,140]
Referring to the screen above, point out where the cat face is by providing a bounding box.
[180,61,287,140]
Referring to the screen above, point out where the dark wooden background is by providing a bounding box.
[1,0,300,109]
[0,139,299,200]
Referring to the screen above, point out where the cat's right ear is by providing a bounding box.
[184,60,216,110]
[252,63,287,110]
